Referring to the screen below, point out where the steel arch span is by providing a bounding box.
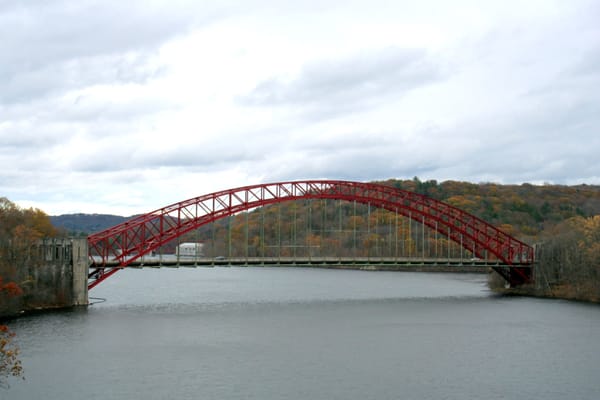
[88,180,534,289]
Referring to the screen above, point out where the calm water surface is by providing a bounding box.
[6,267,600,399]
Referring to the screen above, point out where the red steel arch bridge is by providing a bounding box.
[88,180,534,290]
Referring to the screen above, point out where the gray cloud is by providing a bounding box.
[1,53,165,105]
[240,47,443,119]
[67,130,269,174]
[0,0,228,105]
[429,96,600,184]
[250,128,438,184]
[256,80,600,186]
[0,121,65,150]
[519,41,600,144]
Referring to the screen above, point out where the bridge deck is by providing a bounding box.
[98,256,519,269]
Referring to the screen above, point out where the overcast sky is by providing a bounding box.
[1,0,599,216]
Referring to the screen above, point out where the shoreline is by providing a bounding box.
[492,286,600,304]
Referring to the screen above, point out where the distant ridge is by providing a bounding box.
[50,213,130,235]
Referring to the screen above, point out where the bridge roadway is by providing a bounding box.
[98,255,516,272]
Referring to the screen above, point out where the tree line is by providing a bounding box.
[529,215,600,301]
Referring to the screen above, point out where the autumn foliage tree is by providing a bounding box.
[535,215,600,301]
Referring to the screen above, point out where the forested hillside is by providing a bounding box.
[50,213,128,236]
[377,178,600,241]
[0,197,59,299]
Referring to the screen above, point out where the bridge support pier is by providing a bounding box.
[72,238,89,306]
[492,265,533,287]
[0,238,89,318]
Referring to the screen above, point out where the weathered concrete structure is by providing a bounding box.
[0,238,88,318]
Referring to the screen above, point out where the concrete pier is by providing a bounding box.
[0,238,89,318]
[71,238,89,307]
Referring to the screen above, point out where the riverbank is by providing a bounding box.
[488,271,600,304]
[492,285,600,303]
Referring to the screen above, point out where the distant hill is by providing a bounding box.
[50,213,129,235]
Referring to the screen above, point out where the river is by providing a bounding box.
[5,267,600,399]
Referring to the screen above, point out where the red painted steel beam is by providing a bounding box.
[87,180,535,289]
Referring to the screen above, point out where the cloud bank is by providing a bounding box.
[1,0,599,215]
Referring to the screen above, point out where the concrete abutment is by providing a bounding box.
[0,238,89,318]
